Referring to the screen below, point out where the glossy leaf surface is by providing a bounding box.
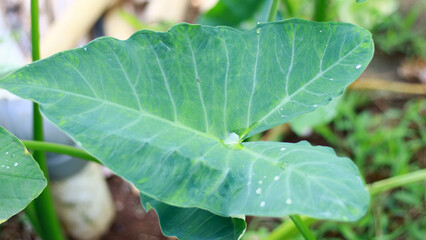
[0,19,373,221]
[141,194,246,240]
[0,127,46,223]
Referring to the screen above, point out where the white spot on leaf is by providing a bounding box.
[223,132,240,145]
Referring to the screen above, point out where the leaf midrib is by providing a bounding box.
[13,83,278,163]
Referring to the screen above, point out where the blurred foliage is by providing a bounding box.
[278,0,397,28]
[333,0,397,29]
[309,92,426,239]
[325,93,425,177]
[118,10,173,32]
[197,0,267,27]
[199,0,426,59]
[373,2,426,59]
[243,227,270,240]
[313,179,425,240]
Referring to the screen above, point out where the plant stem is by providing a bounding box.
[267,0,280,22]
[313,0,327,22]
[267,216,316,240]
[23,140,101,164]
[368,168,426,195]
[289,215,317,240]
[30,1,65,239]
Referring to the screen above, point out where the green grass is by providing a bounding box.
[311,92,426,239]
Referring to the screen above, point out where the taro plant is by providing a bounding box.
[0,0,377,239]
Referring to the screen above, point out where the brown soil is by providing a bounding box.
[0,176,176,240]
[101,176,174,240]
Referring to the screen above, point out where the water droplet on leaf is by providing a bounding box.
[256,188,262,195]
[14,162,18,167]
[356,64,361,69]
[258,180,263,185]
[223,132,240,145]
[286,198,292,204]
[274,176,280,181]
[280,147,286,151]
[260,201,266,207]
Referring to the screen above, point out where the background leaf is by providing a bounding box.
[198,0,267,27]
[0,19,373,221]
[0,127,46,223]
[290,95,342,135]
[140,194,246,240]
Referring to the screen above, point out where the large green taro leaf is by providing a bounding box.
[140,194,246,240]
[0,19,373,221]
[0,127,47,224]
